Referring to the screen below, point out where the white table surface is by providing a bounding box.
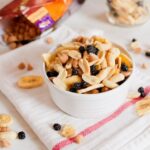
[0,0,150,150]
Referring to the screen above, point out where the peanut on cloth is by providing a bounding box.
[43,36,133,94]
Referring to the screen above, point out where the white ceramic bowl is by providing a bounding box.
[43,44,134,118]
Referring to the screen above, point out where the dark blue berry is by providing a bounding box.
[107,0,112,3]
[20,40,31,45]
[138,87,144,93]
[72,68,78,75]
[79,46,85,55]
[81,81,88,88]
[132,38,137,42]
[77,0,85,4]
[121,63,128,72]
[47,71,58,77]
[73,83,82,90]
[53,123,61,131]
[145,51,150,57]
[97,87,102,92]
[69,87,77,93]
[18,131,26,140]
[69,82,88,93]
[138,87,146,97]
[90,65,99,75]
[118,79,126,85]
[86,45,99,55]
[136,1,143,6]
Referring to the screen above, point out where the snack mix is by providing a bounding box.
[107,0,149,26]
[43,36,133,94]
[0,114,26,148]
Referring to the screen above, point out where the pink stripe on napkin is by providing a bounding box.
[52,86,150,150]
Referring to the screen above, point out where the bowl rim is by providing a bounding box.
[43,43,135,97]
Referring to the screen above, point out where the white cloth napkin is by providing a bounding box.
[0,26,150,150]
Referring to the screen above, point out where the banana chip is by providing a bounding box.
[119,53,132,68]
[42,53,51,69]
[17,75,44,89]
[82,74,100,85]
[136,97,150,116]
[0,114,13,127]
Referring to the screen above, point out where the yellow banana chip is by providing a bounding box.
[136,97,150,116]
[119,53,132,68]
[17,75,44,89]
[0,114,13,127]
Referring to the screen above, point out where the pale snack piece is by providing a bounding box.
[128,92,141,99]
[0,131,17,140]
[0,140,11,148]
[68,50,81,60]
[64,76,81,86]
[136,97,150,116]
[57,69,67,80]
[78,84,104,94]
[109,73,125,83]
[82,74,100,85]
[0,114,13,127]
[42,53,52,69]
[53,78,67,91]
[17,75,44,89]
[74,135,83,144]
[96,67,112,82]
[119,53,133,68]
[102,79,118,89]
[60,125,76,138]
[130,41,142,54]
[106,52,116,67]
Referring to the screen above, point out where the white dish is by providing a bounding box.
[43,44,134,118]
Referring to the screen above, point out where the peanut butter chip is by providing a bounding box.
[18,63,26,70]
[27,64,34,71]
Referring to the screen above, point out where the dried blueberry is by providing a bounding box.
[90,65,99,75]
[73,83,82,89]
[77,0,85,4]
[121,63,128,72]
[132,38,137,42]
[113,12,118,17]
[138,87,146,97]
[79,46,85,55]
[136,1,143,6]
[72,68,78,75]
[81,81,88,88]
[69,82,88,93]
[47,71,58,77]
[107,0,112,3]
[69,87,77,93]
[145,51,150,57]
[18,131,26,140]
[53,123,61,131]
[138,87,144,93]
[86,45,99,55]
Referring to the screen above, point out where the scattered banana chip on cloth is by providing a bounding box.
[17,75,44,89]
[0,114,13,127]
[60,125,76,138]
[136,96,150,116]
